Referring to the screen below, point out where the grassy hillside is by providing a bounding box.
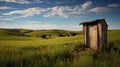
[0,29,24,36]
[108,30,120,41]
[0,29,119,67]
[0,28,33,40]
[0,28,82,38]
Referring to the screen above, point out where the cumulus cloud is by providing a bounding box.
[44,6,82,18]
[81,1,92,9]
[44,1,92,18]
[2,6,87,18]
[3,7,43,17]
[0,6,12,10]
[90,7,111,13]
[2,1,93,18]
[108,3,119,7]
[0,0,30,4]
[2,1,113,18]
[44,6,67,18]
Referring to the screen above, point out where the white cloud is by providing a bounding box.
[0,6,12,10]
[0,0,30,4]
[3,7,43,17]
[81,1,92,9]
[36,0,43,3]
[44,6,83,18]
[0,16,13,22]
[3,5,87,18]
[108,4,119,7]
[2,1,93,18]
[44,1,92,18]
[43,6,69,18]
[90,7,111,13]
[2,1,113,18]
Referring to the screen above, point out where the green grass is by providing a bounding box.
[0,35,83,67]
[0,29,23,36]
[0,28,82,37]
[0,29,120,67]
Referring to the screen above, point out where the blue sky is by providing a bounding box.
[0,0,120,30]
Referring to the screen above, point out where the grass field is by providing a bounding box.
[0,29,120,67]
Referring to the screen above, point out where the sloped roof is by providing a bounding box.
[80,19,108,26]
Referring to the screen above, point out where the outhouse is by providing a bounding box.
[80,19,108,50]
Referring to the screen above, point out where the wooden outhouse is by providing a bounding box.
[80,19,108,50]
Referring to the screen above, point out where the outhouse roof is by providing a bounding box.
[80,19,108,26]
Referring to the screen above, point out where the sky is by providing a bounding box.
[0,0,120,30]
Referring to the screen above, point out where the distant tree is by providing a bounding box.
[67,34,70,37]
[49,34,51,38]
[41,34,47,39]
[71,32,77,36]
[58,33,65,37]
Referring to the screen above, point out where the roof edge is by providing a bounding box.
[80,19,106,25]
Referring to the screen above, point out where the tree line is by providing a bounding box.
[36,32,78,39]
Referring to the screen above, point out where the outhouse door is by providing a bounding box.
[88,24,98,50]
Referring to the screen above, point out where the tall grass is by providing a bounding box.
[1,40,119,67]
[0,41,83,67]
[0,30,120,67]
